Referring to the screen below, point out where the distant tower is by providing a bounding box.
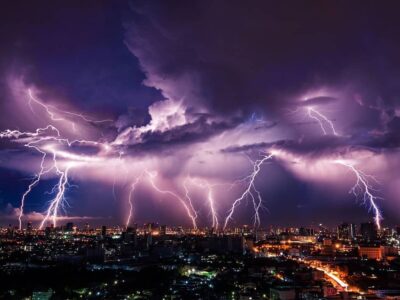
[45,226,51,238]
[27,222,33,233]
[360,222,378,241]
[124,225,137,244]
[337,223,355,240]
[7,224,14,237]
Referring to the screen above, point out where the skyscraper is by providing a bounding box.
[360,222,378,241]
[27,221,32,233]
[337,223,355,240]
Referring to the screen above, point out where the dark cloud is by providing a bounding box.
[220,134,383,159]
[221,141,278,154]
[0,1,162,118]
[126,0,400,115]
[1,1,400,226]
[115,107,150,132]
[127,115,243,153]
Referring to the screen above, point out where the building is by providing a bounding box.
[299,227,314,236]
[123,226,137,244]
[360,222,378,241]
[358,245,384,260]
[26,221,33,233]
[337,223,355,240]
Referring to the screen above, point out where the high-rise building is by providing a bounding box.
[299,227,314,236]
[337,223,355,240]
[27,221,33,233]
[360,222,378,241]
[44,226,51,238]
[126,225,137,234]
[358,245,384,260]
[7,224,14,237]
[101,225,107,237]
[123,226,137,244]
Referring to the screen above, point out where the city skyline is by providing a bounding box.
[1,215,398,299]
[1,1,400,230]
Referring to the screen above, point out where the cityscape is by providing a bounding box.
[1,0,400,299]
[1,221,400,299]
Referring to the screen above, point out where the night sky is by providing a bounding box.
[1,1,400,229]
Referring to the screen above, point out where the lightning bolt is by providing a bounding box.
[307,107,338,136]
[0,120,109,229]
[5,87,375,232]
[125,177,141,228]
[182,178,199,228]
[2,117,201,230]
[334,159,383,230]
[223,153,273,230]
[3,87,241,230]
[17,149,53,230]
[28,89,113,127]
[203,182,219,230]
[146,171,198,230]
[0,126,60,229]
[0,89,118,229]
[304,103,381,227]
[39,162,72,229]
[187,178,219,230]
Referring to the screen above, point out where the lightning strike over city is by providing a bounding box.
[224,153,274,230]
[334,160,383,230]
[125,177,141,229]
[1,2,400,297]
[0,0,398,241]
[187,178,219,230]
[145,171,199,230]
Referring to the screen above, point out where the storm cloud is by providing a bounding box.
[0,1,400,227]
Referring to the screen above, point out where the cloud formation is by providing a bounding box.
[0,1,400,227]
